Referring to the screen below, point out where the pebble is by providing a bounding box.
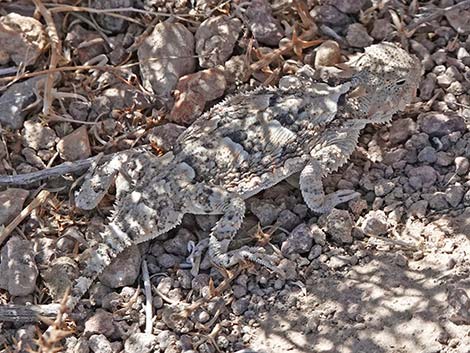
[418,112,466,137]
[407,200,428,218]
[276,209,301,231]
[169,68,226,125]
[445,184,465,207]
[361,210,388,237]
[374,180,395,197]
[163,228,196,257]
[417,146,437,164]
[42,256,79,300]
[281,223,314,255]
[245,0,283,46]
[84,310,116,337]
[454,156,470,175]
[157,253,180,269]
[195,15,241,68]
[310,5,349,27]
[388,118,417,145]
[346,23,373,48]
[0,188,29,225]
[138,22,195,98]
[370,18,394,40]
[429,192,449,211]
[89,334,112,353]
[447,286,470,325]
[329,0,366,14]
[407,166,438,189]
[22,121,57,150]
[232,298,250,315]
[57,126,91,161]
[249,199,281,226]
[148,123,186,151]
[308,223,327,246]
[90,0,132,33]
[99,245,141,288]
[445,9,470,35]
[65,25,106,64]
[0,236,38,296]
[0,13,46,66]
[314,40,341,67]
[318,209,354,244]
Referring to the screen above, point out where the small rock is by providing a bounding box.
[99,245,141,288]
[0,237,38,296]
[307,223,326,246]
[318,209,354,244]
[370,18,394,40]
[328,255,349,270]
[329,0,366,14]
[281,223,314,256]
[346,23,373,48]
[163,228,196,257]
[157,253,180,268]
[57,126,91,161]
[22,121,57,150]
[314,40,341,67]
[407,200,428,218]
[454,156,470,175]
[374,180,395,197]
[89,334,112,353]
[0,13,47,66]
[310,5,349,27]
[148,123,186,151]
[446,9,470,35]
[138,22,195,98]
[84,310,115,337]
[361,210,388,237]
[0,76,58,130]
[65,25,107,64]
[169,68,226,125]
[124,332,157,353]
[445,184,465,207]
[0,189,29,225]
[249,199,281,226]
[389,118,417,145]
[407,166,438,189]
[90,0,132,33]
[447,286,470,325]
[417,146,437,164]
[224,55,251,83]
[195,15,241,68]
[418,113,466,137]
[232,298,250,315]
[246,0,283,46]
[429,192,449,211]
[276,209,300,231]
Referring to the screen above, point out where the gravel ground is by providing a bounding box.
[0,0,470,352]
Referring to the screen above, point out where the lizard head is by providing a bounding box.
[344,42,422,123]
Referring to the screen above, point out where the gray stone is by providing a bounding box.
[124,333,157,353]
[447,286,470,325]
[281,223,314,255]
[138,22,195,98]
[0,76,50,130]
[429,192,449,210]
[407,166,438,189]
[90,0,132,33]
[163,228,196,256]
[455,156,470,175]
[346,23,373,48]
[319,209,354,244]
[417,146,437,164]
[89,334,112,353]
[0,236,38,296]
[0,188,29,225]
[361,210,388,237]
[246,0,283,46]
[445,184,465,207]
[148,123,186,151]
[249,199,281,226]
[389,118,417,145]
[84,310,115,337]
[419,112,466,137]
[195,15,241,68]
[374,180,395,197]
[0,13,46,66]
[99,245,141,288]
[57,126,91,161]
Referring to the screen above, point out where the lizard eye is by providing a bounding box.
[396,79,407,85]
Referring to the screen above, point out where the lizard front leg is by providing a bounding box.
[300,159,359,213]
[188,185,280,272]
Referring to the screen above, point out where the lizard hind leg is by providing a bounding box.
[188,186,281,273]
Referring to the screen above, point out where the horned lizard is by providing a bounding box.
[70,43,421,309]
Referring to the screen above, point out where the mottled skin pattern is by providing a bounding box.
[71,43,421,309]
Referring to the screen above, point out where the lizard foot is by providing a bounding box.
[310,189,360,214]
[212,245,285,277]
